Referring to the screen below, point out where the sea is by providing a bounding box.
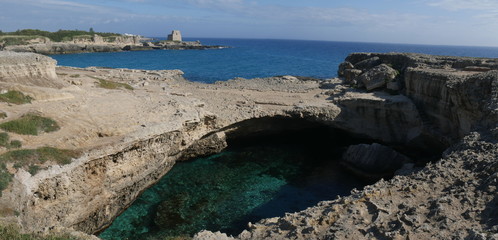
[50,38,498,83]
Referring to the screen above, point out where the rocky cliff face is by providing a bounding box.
[338,52,498,145]
[1,52,497,239]
[14,117,222,234]
[0,51,62,88]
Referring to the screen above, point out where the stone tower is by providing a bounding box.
[167,30,182,42]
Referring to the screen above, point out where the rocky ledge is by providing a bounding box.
[0,51,496,239]
[0,40,227,55]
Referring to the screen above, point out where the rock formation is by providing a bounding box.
[1,32,226,54]
[342,143,410,177]
[0,51,61,88]
[0,51,497,240]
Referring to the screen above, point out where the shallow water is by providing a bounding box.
[99,137,369,240]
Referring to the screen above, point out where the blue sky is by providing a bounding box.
[1,0,498,47]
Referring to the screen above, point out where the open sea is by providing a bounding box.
[51,38,498,83]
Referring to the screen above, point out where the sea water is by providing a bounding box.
[51,38,498,83]
[99,130,372,240]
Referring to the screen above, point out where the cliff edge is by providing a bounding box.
[0,51,497,239]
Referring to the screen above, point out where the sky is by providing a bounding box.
[1,0,498,47]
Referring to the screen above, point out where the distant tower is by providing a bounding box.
[167,30,182,41]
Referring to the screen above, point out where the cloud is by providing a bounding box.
[427,0,498,11]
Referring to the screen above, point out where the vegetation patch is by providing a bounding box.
[0,223,78,240]
[0,35,39,46]
[0,112,6,119]
[0,90,33,105]
[0,114,60,135]
[91,76,134,90]
[0,132,22,149]
[0,163,10,197]
[0,133,7,147]
[0,147,80,195]
[69,74,80,78]
[0,147,79,167]
[0,29,121,42]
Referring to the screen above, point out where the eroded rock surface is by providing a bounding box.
[0,51,61,88]
[0,51,497,240]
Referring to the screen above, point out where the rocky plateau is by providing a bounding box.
[0,51,497,239]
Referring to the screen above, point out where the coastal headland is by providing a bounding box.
[0,29,226,55]
[0,50,497,239]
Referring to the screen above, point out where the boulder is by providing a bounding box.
[357,64,398,91]
[354,56,381,70]
[338,61,354,76]
[344,69,362,84]
[342,143,410,176]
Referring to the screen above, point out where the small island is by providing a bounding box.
[0,29,227,54]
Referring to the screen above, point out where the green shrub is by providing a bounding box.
[8,140,22,149]
[0,133,20,149]
[0,114,60,135]
[0,90,33,105]
[0,112,6,119]
[0,133,8,147]
[28,165,40,175]
[69,74,80,78]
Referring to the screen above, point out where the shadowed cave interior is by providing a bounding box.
[99,117,442,240]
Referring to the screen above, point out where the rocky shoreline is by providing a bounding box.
[1,37,227,55]
[0,51,497,239]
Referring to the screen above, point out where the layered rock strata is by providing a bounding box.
[0,51,497,240]
[0,51,60,88]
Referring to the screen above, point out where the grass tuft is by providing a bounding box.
[0,90,33,105]
[0,147,79,167]
[0,133,8,147]
[91,76,133,90]
[8,140,22,149]
[0,114,60,135]
[0,132,21,149]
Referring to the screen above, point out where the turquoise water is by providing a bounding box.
[99,137,368,240]
[50,38,498,83]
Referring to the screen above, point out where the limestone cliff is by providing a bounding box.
[0,51,62,88]
[0,52,497,240]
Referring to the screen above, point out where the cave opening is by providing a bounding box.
[99,117,442,240]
